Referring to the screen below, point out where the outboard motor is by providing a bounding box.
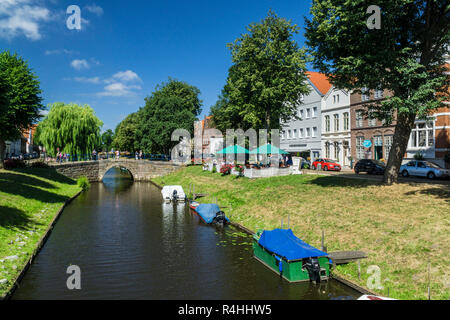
[213,211,227,226]
[303,257,321,283]
[172,189,178,202]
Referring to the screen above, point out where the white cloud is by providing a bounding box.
[45,48,76,56]
[84,4,104,16]
[98,82,142,97]
[0,0,51,40]
[73,76,101,84]
[71,59,90,70]
[111,70,142,83]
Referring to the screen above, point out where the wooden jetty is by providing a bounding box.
[328,251,367,265]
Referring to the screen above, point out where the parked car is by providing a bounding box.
[354,159,386,175]
[312,158,341,171]
[400,160,449,179]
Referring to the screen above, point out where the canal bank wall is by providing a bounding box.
[1,190,83,300]
[149,180,375,297]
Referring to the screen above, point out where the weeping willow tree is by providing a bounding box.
[35,103,103,158]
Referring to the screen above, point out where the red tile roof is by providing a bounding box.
[306,71,333,95]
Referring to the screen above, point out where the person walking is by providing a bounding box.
[135,151,139,160]
[139,150,143,160]
[93,149,97,161]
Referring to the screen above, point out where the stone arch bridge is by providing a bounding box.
[49,159,183,182]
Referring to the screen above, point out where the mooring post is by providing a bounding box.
[357,260,361,280]
[428,261,431,300]
[321,230,325,251]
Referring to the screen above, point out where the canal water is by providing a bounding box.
[13,168,359,300]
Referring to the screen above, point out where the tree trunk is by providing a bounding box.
[383,112,417,185]
[0,139,5,169]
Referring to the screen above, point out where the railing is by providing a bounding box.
[43,153,171,163]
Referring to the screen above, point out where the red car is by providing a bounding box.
[312,158,342,171]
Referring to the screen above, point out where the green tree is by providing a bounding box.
[34,103,103,158]
[101,129,114,152]
[305,0,449,184]
[112,113,139,152]
[136,79,201,155]
[0,51,44,168]
[212,11,310,132]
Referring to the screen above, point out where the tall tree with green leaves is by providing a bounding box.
[101,129,115,152]
[211,11,310,132]
[112,112,139,152]
[0,51,44,168]
[136,78,201,155]
[34,103,103,158]
[305,0,449,184]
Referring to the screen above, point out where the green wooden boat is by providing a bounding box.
[253,229,332,283]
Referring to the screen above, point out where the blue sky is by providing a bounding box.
[0,0,313,132]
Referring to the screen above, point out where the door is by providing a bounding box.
[406,161,418,176]
[416,161,428,177]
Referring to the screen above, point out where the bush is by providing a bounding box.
[220,164,233,175]
[414,152,425,160]
[77,176,91,191]
[3,159,25,169]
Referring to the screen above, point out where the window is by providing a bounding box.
[288,130,291,139]
[343,112,349,131]
[306,128,311,137]
[299,128,304,138]
[325,115,331,132]
[356,110,364,128]
[334,114,339,132]
[312,127,317,137]
[356,136,365,160]
[333,95,336,104]
[410,122,434,148]
[293,129,297,139]
[368,116,377,127]
[313,107,318,118]
[306,108,311,119]
[361,88,370,101]
[374,89,384,99]
[325,143,330,158]
[336,94,340,103]
[384,135,393,159]
[299,109,304,119]
[334,142,340,161]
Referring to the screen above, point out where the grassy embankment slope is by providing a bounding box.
[0,168,81,298]
[153,166,450,300]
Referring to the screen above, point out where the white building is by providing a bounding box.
[280,72,332,162]
[321,87,352,167]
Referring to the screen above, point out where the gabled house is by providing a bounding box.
[280,72,332,162]
[321,87,351,167]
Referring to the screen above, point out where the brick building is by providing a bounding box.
[350,89,396,162]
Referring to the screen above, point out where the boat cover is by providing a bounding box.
[258,229,328,261]
[195,203,229,224]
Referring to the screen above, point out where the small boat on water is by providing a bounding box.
[189,201,229,226]
[253,229,332,283]
[161,185,186,203]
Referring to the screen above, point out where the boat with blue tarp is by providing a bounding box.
[253,229,332,283]
[189,201,230,226]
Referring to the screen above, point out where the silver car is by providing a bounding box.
[400,160,449,179]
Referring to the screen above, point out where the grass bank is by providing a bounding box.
[0,167,81,298]
[153,166,450,300]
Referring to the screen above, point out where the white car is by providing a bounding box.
[400,160,449,179]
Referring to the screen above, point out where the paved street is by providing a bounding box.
[304,169,450,186]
